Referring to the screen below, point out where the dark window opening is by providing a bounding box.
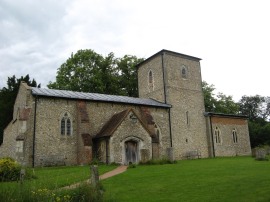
[214,127,221,144]
[232,129,238,143]
[61,118,65,135]
[182,66,187,79]
[149,70,153,84]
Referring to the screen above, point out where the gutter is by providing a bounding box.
[136,65,139,97]
[209,116,215,158]
[106,138,109,164]
[32,95,38,167]
[161,53,173,147]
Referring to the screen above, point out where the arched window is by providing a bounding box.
[61,118,65,135]
[186,111,189,125]
[181,65,187,79]
[154,123,161,142]
[67,118,71,135]
[60,112,72,136]
[214,127,221,144]
[232,129,238,143]
[148,70,153,84]
[148,70,154,92]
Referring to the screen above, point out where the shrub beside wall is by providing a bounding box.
[0,157,21,181]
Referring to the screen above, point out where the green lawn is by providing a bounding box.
[0,164,117,201]
[1,157,269,202]
[103,157,270,202]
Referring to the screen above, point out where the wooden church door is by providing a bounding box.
[125,141,138,164]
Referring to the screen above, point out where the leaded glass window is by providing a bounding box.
[214,127,221,144]
[60,112,72,136]
[232,129,238,143]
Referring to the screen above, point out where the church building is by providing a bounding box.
[0,49,251,167]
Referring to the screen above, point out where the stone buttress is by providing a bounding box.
[76,100,92,164]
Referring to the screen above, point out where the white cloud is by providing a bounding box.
[0,0,269,100]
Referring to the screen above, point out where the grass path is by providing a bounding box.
[61,165,128,190]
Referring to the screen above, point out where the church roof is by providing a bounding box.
[204,112,249,119]
[31,87,171,108]
[94,108,152,139]
[95,109,130,139]
[136,49,201,68]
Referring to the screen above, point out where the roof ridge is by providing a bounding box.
[31,87,171,108]
[95,109,131,139]
[94,108,153,139]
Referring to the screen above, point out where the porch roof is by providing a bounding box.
[94,108,152,139]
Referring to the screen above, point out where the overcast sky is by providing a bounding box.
[0,0,269,101]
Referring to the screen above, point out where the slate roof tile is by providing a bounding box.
[32,87,171,108]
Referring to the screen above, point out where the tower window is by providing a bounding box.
[148,70,154,91]
[186,111,189,125]
[148,70,153,84]
[181,65,187,79]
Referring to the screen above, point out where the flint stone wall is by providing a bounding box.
[0,82,34,166]
[210,116,251,157]
[28,96,170,166]
[138,52,209,159]
[109,111,152,164]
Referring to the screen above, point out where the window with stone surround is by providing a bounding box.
[148,70,154,91]
[232,128,238,143]
[149,70,153,84]
[16,140,24,153]
[181,65,188,79]
[186,111,189,125]
[60,112,72,136]
[214,127,221,144]
[154,123,161,141]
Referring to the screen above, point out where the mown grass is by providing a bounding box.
[0,164,117,201]
[103,157,270,202]
[2,157,270,202]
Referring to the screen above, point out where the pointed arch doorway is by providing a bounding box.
[125,140,138,164]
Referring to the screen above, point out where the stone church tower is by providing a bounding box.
[137,50,209,159]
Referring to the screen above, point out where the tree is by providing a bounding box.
[117,55,144,97]
[97,52,122,95]
[248,120,270,147]
[202,81,239,114]
[48,49,106,92]
[260,96,270,121]
[48,49,144,96]
[202,81,216,112]
[0,75,40,144]
[215,93,239,114]
[238,95,270,148]
[238,95,270,121]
